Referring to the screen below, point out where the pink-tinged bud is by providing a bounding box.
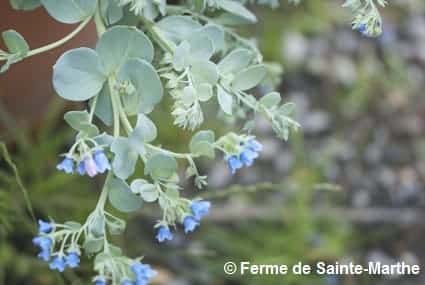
[84,155,98,177]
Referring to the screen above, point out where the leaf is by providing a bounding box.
[107,177,143,213]
[196,83,213,102]
[40,0,97,24]
[217,85,233,115]
[92,84,113,126]
[2,30,29,56]
[53,48,106,101]
[111,137,139,179]
[100,0,123,25]
[218,49,253,75]
[215,0,257,23]
[130,179,158,202]
[9,0,41,11]
[83,237,103,254]
[259,92,281,108]
[231,64,267,91]
[189,130,215,158]
[187,35,214,60]
[155,16,202,44]
[196,24,225,53]
[191,60,219,85]
[96,26,154,74]
[145,154,177,180]
[117,59,163,115]
[64,111,99,137]
[131,114,157,143]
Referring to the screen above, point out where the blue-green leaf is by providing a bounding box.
[111,137,139,180]
[96,26,154,74]
[217,85,233,115]
[131,114,157,143]
[145,154,177,180]
[92,84,113,126]
[107,177,143,213]
[155,16,202,44]
[189,130,215,158]
[215,0,257,23]
[53,48,106,101]
[40,0,96,24]
[117,59,163,115]
[9,0,41,11]
[64,110,99,137]
[218,49,253,75]
[231,64,267,91]
[2,30,29,56]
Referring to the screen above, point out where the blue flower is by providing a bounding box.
[226,155,243,174]
[155,226,173,243]
[84,155,99,177]
[191,200,211,220]
[93,150,111,173]
[65,252,80,268]
[33,236,52,252]
[121,280,134,285]
[56,157,74,174]
[183,216,199,234]
[77,161,86,175]
[246,139,263,152]
[37,249,51,262]
[240,148,258,167]
[49,255,66,272]
[93,277,107,285]
[38,219,53,234]
[355,23,371,36]
[131,262,157,284]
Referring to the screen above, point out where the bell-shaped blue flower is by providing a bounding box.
[155,226,173,243]
[240,148,258,167]
[77,161,85,175]
[246,139,263,152]
[38,219,53,234]
[56,157,74,174]
[121,280,134,285]
[49,256,66,272]
[191,200,211,221]
[33,236,52,252]
[65,252,80,268]
[84,155,99,177]
[37,249,51,261]
[131,262,157,283]
[93,150,111,173]
[183,216,199,234]
[226,155,243,174]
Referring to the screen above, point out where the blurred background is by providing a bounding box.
[1,1,425,284]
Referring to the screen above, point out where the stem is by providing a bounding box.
[108,77,121,137]
[139,16,173,53]
[26,16,92,58]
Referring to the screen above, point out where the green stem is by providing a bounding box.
[139,16,173,53]
[108,77,121,137]
[26,16,92,58]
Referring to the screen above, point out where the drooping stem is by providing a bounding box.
[26,16,92,58]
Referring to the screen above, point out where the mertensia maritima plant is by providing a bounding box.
[1,0,387,284]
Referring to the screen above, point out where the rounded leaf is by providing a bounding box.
[41,0,96,24]
[231,64,267,91]
[145,154,177,180]
[108,177,143,213]
[117,59,163,115]
[53,48,106,101]
[96,26,154,74]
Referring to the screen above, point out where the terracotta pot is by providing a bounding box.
[0,2,97,129]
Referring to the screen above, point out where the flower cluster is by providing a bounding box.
[226,139,263,174]
[57,149,111,177]
[33,220,81,272]
[155,200,211,242]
